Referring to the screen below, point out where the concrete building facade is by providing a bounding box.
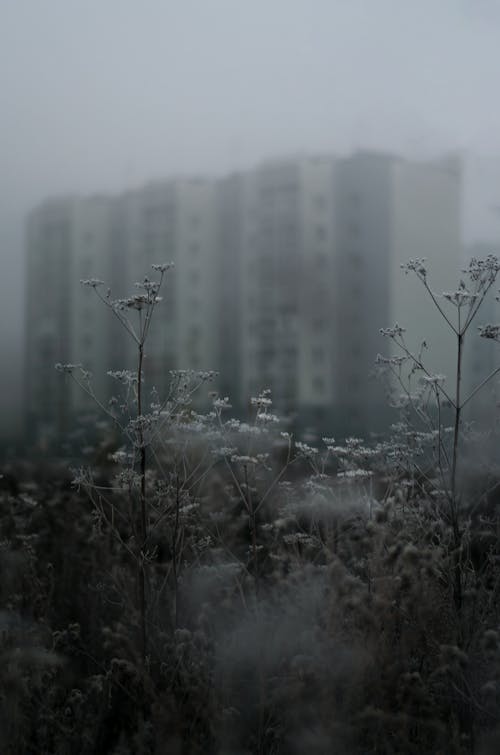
[25,151,463,445]
[335,152,462,433]
[25,196,115,443]
[234,156,338,421]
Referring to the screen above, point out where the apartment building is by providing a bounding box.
[235,155,338,421]
[25,195,115,443]
[114,178,219,399]
[335,152,462,433]
[25,151,463,444]
[26,180,220,443]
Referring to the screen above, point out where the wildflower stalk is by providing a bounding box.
[137,338,147,662]
[450,329,463,611]
[392,256,500,614]
[244,462,259,596]
[77,264,173,663]
[172,471,181,629]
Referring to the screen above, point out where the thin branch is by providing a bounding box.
[422,281,458,335]
[461,365,500,410]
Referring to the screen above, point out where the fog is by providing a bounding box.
[3,0,500,440]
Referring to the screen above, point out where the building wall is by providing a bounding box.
[112,178,219,408]
[216,172,249,409]
[296,156,338,413]
[25,196,118,444]
[335,152,394,433]
[237,155,338,419]
[25,198,76,441]
[71,196,115,417]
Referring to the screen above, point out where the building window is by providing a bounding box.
[189,325,201,342]
[313,318,326,332]
[350,252,363,268]
[351,342,361,357]
[348,374,361,390]
[351,281,362,298]
[81,333,93,350]
[316,252,328,268]
[80,256,92,277]
[313,376,325,393]
[312,347,325,364]
[190,354,201,369]
[313,194,326,211]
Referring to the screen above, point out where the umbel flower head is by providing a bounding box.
[151,262,174,273]
[55,362,82,374]
[478,324,500,341]
[380,323,406,338]
[80,278,104,288]
[401,257,427,280]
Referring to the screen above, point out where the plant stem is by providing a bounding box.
[137,339,147,663]
[451,331,463,613]
[244,464,259,597]
[172,471,180,629]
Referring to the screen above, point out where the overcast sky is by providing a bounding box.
[2,0,500,435]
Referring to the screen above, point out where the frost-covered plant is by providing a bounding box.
[38,256,500,752]
[377,255,500,612]
[59,264,220,662]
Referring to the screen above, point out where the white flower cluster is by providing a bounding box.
[212,396,232,410]
[211,446,238,458]
[380,323,406,338]
[283,532,315,546]
[55,362,82,374]
[420,374,446,386]
[80,278,104,288]
[235,422,262,435]
[401,258,427,280]
[151,262,174,273]
[375,354,407,366]
[466,255,500,282]
[250,389,272,409]
[108,449,129,464]
[295,441,318,458]
[170,369,218,382]
[337,469,373,480]
[478,324,500,340]
[113,468,142,489]
[256,412,279,423]
[112,294,150,311]
[230,454,259,465]
[107,370,138,384]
